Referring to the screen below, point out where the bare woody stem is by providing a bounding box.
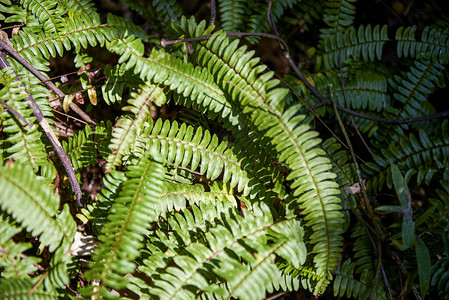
[0,40,95,125]
[0,51,83,207]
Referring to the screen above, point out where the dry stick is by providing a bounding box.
[338,54,374,157]
[0,98,35,129]
[0,52,83,207]
[209,0,216,26]
[0,40,95,126]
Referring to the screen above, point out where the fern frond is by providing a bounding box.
[138,203,306,299]
[388,59,445,120]
[364,127,449,191]
[396,26,449,63]
[319,0,357,40]
[0,67,48,171]
[431,255,449,297]
[219,0,248,32]
[0,278,59,299]
[0,214,40,278]
[108,33,236,124]
[101,63,143,105]
[161,181,240,211]
[333,259,388,299]
[136,118,277,200]
[63,124,96,171]
[106,83,165,171]
[0,162,76,252]
[351,222,376,273]
[151,0,182,24]
[84,153,165,297]
[321,24,389,69]
[178,17,343,277]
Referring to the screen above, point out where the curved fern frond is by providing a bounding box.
[364,127,449,192]
[84,153,165,297]
[106,83,165,171]
[321,24,389,69]
[0,162,76,252]
[396,26,449,63]
[333,259,388,299]
[136,118,278,200]
[178,17,343,277]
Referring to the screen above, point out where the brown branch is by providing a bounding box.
[0,98,35,129]
[209,0,216,26]
[339,54,374,156]
[0,40,95,125]
[0,51,83,207]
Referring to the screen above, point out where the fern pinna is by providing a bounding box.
[1,0,449,299]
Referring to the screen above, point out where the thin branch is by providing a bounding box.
[0,98,35,129]
[0,51,83,207]
[209,0,216,26]
[339,54,374,156]
[0,40,95,125]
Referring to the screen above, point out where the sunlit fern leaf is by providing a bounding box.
[136,118,278,201]
[106,83,165,171]
[107,34,236,124]
[86,170,126,235]
[219,0,248,32]
[319,0,357,41]
[363,126,449,192]
[84,153,165,297]
[396,26,449,64]
[161,181,240,211]
[276,263,330,294]
[0,277,59,299]
[333,259,388,299]
[0,214,40,278]
[63,124,96,171]
[60,0,99,24]
[321,24,389,69]
[0,162,76,253]
[137,203,305,299]
[0,67,48,171]
[176,17,343,279]
[21,0,65,40]
[388,59,445,120]
[101,64,144,105]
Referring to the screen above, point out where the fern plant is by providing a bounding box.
[1,0,449,299]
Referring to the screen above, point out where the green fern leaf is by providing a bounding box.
[177,17,343,278]
[0,162,76,253]
[106,83,165,171]
[84,153,165,297]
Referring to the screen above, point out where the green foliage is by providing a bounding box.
[1,0,448,299]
